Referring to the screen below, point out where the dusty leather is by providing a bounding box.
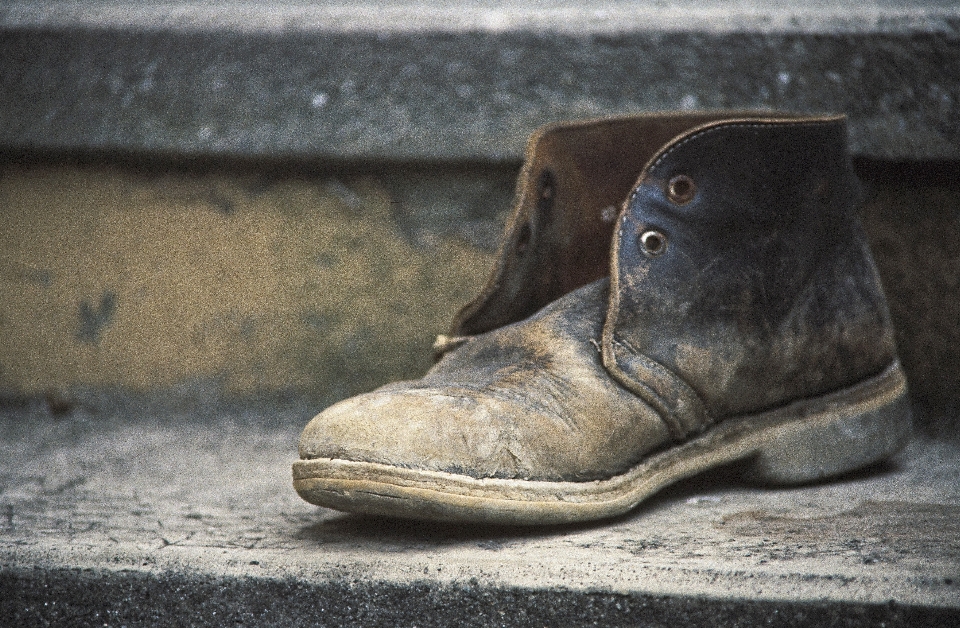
[604,118,897,439]
[299,280,670,482]
[300,113,900,483]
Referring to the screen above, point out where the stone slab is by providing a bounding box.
[1,402,959,625]
[1,1,958,162]
[6,1,960,35]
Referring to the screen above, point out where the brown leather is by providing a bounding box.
[450,112,811,338]
[299,112,903,486]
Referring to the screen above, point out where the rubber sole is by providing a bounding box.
[292,361,911,526]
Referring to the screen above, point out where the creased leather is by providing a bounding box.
[300,113,900,484]
[300,281,670,482]
[603,118,897,437]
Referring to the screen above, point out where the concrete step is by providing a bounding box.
[2,3,958,624]
[2,402,959,626]
[1,1,958,161]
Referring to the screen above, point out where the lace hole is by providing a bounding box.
[516,221,532,254]
[537,170,556,218]
[640,230,668,257]
[667,175,696,204]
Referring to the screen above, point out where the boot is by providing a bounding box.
[293,113,911,525]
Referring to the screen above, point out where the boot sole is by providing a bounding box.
[292,361,911,525]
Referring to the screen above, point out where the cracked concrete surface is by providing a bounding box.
[2,1,958,162]
[2,399,958,625]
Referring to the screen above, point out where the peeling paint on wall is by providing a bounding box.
[0,165,500,404]
[77,291,118,344]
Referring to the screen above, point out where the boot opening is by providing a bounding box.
[450,112,766,337]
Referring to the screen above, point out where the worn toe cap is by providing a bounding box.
[298,383,542,480]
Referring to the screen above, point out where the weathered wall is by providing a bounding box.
[0,161,504,407]
[0,159,957,430]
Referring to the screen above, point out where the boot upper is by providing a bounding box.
[450,112,735,337]
[603,117,896,439]
[299,113,900,483]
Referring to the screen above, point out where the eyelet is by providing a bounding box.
[667,174,696,205]
[516,221,532,255]
[537,170,556,217]
[639,230,668,257]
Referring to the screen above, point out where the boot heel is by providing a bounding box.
[741,364,912,485]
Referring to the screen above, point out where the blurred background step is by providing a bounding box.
[1,0,958,162]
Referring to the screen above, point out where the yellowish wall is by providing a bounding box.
[0,165,494,401]
[3,162,959,428]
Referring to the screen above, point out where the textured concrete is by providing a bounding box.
[1,1,958,161]
[6,1,959,34]
[1,402,959,626]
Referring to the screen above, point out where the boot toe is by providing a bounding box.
[298,384,536,480]
[298,281,672,483]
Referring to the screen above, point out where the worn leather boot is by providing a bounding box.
[293,113,911,525]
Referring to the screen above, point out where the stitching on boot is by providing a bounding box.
[648,118,842,172]
[606,115,843,440]
[610,336,711,440]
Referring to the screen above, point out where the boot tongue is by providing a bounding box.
[448,113,726,338]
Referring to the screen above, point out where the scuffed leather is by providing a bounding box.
[300,280,671,482]
[450,112,745,337]
[604,118,897,437]
[301,113,901,484]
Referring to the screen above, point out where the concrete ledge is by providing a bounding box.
[1,1,958,162]
[4,568,957,627]
[5,1,959,35]
[2,404,959,625]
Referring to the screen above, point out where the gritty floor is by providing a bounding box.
[1,396,958,626]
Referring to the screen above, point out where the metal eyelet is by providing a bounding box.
[640,230,668,257]
[537,170,555,217]
[516,221,532,254]
[517,170,556,256]
[667,174,696,205]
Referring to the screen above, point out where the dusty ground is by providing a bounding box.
[1,401,959,626]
